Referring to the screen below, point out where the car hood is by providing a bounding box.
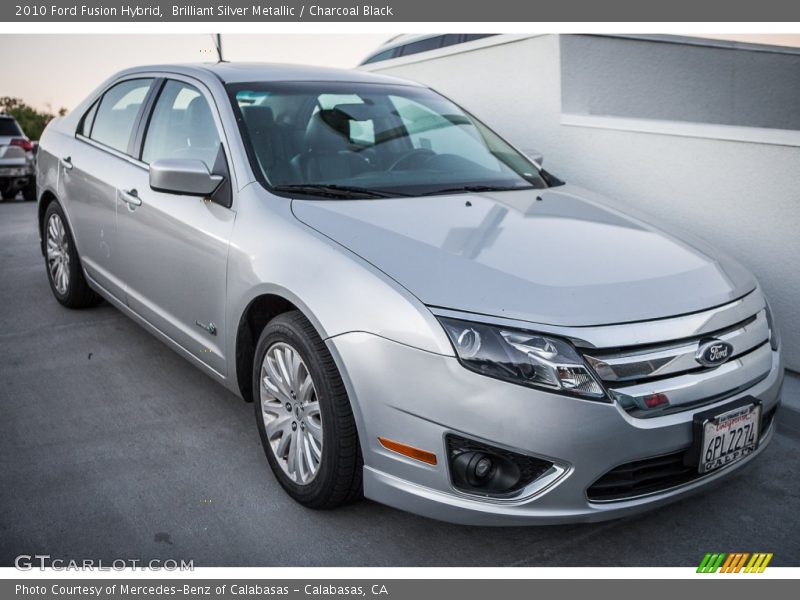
[291,185,756,327]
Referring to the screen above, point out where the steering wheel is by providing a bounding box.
[388,148,436,171]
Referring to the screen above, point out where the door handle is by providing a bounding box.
[120,188,142,207]
[60,156,73,170]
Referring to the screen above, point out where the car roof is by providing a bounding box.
[116,62,424,87]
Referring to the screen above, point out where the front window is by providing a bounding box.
[228,82,548,199]
[142,80,220,169]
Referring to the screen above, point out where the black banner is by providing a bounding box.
[4,579,799,600]
[4,0,800,22]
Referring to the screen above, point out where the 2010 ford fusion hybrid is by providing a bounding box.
[35,63,783,525]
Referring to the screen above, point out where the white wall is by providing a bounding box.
[369,34,800,371]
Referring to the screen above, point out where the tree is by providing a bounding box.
[0,97,68,141]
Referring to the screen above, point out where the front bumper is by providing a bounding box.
[328,331,783,525]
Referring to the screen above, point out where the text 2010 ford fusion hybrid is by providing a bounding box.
[36,64,783,525]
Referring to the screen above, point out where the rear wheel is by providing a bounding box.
[43,202,101,308]
[253,311,363,508]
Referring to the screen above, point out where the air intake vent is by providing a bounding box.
[588,406,777,502]
[587,450,696,502]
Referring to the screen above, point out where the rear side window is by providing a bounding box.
[90,78,153,153]
[141,80,220,169]
[0,118,23,136]
[78,101,99,137]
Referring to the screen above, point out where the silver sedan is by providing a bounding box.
[35,63,783,524]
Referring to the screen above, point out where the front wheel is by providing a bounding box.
[253,311,363,508]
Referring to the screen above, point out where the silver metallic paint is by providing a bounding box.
[36,63,783,525]
[149,158,224,196]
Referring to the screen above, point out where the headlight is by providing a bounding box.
[764,299,781,351]
[438,317,607,400]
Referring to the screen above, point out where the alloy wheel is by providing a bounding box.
[259,342,324,484]
[46,213,70,295]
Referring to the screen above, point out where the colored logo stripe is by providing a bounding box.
[745,553,773,573]
[697,552,772,573]
[720,553,750,573]
[697,553,726,573]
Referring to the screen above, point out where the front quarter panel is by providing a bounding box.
[225,185,454,392]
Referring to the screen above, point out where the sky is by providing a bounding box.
[0,34,392,112]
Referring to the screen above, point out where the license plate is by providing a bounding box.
[699,403,761,474]
[0,167,26,176]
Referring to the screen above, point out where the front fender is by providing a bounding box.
[225,185,454,396]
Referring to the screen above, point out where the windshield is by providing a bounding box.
[228,81,548,198]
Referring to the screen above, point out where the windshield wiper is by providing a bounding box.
[420,184,534,197]
[273,184,402,199]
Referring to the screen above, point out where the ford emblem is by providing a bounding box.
[695,339,734,367]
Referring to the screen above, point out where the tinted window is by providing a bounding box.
[462,34,493,42]
[0,118,23,136]
[439,34,461,47]
[90,78,153,153]
[398,37,443,57]
[230,82,547,198]
[362,48,398,65]
[361,35,496,65]
[142,80,220,168]
[78,101,98,137]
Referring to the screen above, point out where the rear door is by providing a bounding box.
[62,78,155,301]
[115,77,235,375]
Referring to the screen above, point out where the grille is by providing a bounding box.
[581,310,772,417]
[586,450,696,502]
[587,406,777,502]
[583,313,765,386]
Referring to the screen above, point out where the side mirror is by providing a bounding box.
[149,159,223,197]
[521,148,544,166]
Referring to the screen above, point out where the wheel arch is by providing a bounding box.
[235,289,371,480]
[37,189,59,256]
[235,292,318,403]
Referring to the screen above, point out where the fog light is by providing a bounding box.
[446,435,554,498]
[474,456,493,479]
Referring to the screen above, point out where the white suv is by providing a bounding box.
[0,114,36,201]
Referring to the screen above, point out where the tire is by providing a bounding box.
[253,310,363,509]
[22,180,36,202]
[43,201,101,309]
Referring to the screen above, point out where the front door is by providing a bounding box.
[116,79,235,375]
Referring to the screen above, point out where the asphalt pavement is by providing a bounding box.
[1,199,799,567]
